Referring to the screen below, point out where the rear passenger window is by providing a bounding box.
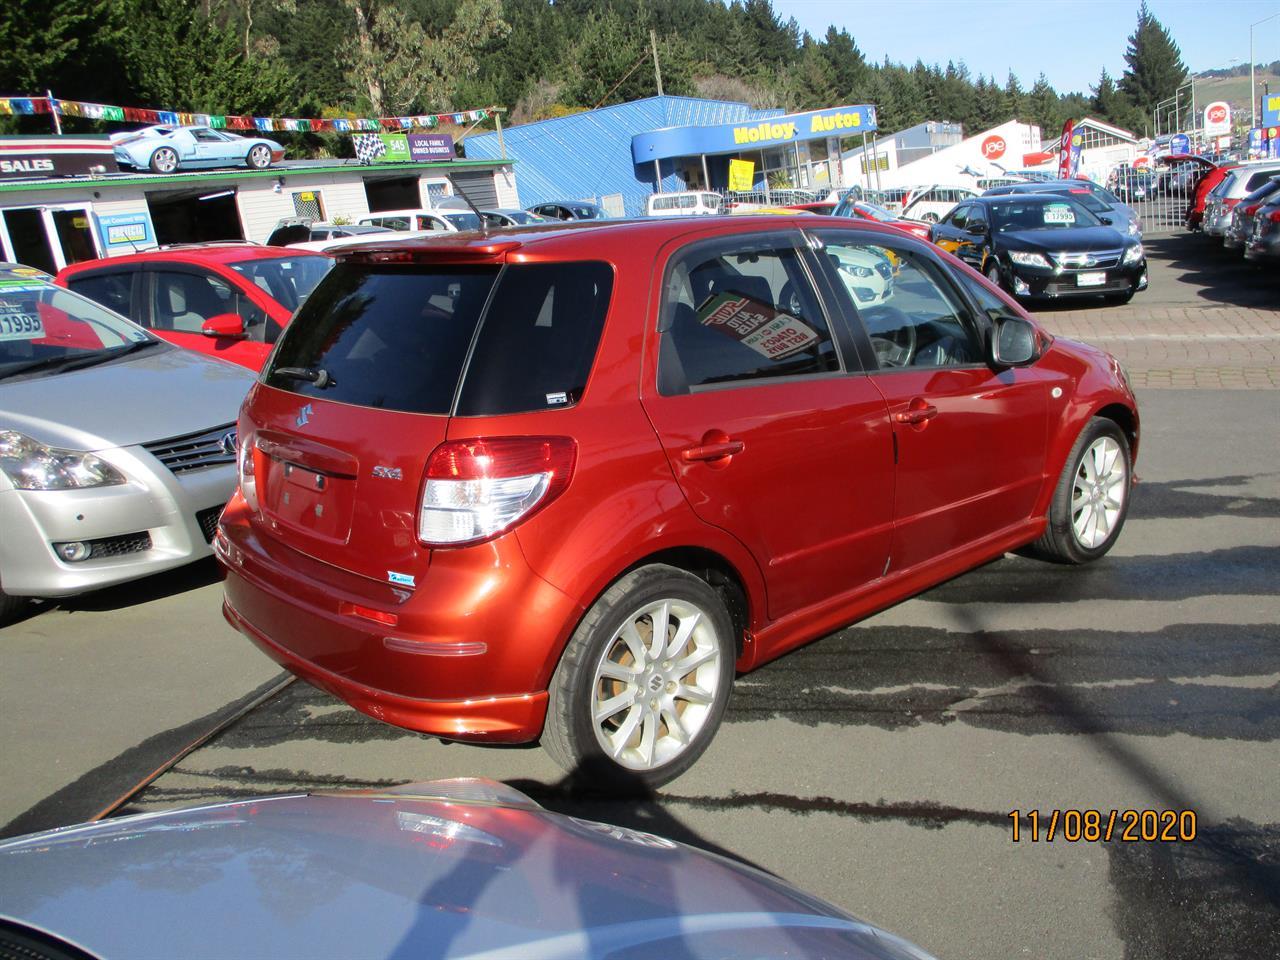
[457,262,614,415]
[66,272,134,319]
[659,241,839,393]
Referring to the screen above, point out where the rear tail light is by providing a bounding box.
[1224,198,1241,208]
[238,429,259,513]
[1269,210,1280,223]
[419,437,576,547]
[1244,204,1262,216]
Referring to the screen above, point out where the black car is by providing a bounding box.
[983,179,1142,237]
[932,195,1148,303]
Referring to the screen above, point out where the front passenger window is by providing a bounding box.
[818,238,983,371]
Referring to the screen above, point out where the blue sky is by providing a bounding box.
[771,0,1280,94]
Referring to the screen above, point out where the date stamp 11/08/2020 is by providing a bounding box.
[1009,809,1197,843]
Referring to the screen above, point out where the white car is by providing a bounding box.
[287,230,441,254]
[901,185,981,223]
[827,246,894,307]
[647,191,724,217]
[0,263,253,623]
[357,209,483,232]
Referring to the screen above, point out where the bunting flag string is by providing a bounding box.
[0,95,492,135]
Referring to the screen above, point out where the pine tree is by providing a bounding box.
[1004,72,1027,122]
[1091,67,1141,133]
[1118,0,1188,115]
[1027,73,1061,133]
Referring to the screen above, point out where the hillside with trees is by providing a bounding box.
[1,0,1199,148]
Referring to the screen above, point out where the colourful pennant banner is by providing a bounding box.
[0,95,492,135]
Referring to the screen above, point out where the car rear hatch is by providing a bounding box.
[241,243,615,587]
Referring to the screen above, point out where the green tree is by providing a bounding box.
[117,0,296,114]
[818,26,869,101]
[1091,67,1142,132]
[1004,72,1027,122]
[343,0,508,115]
[1118,0,1188,115]
[0,0,126,106]
[1027,72,1061,133]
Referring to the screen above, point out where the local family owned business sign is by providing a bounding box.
[632,105,878,163]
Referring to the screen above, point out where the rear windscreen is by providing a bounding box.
[264,260,613,416]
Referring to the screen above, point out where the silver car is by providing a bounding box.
[0,264,253,622]
[0,778,938,960]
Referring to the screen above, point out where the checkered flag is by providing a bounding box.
[353,134,386,164]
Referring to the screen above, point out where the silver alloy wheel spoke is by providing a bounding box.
[591,596,723,771]
[1071,436,1126,549]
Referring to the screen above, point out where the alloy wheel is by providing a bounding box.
[590,598,723,771]
[1071,436,1127,548]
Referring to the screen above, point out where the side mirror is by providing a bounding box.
[991,316,1038,367]
[1099,216,1114,225]
[966,222,987,236]
[201,313,247,339]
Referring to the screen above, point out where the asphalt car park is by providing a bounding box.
[2,236,1278,960]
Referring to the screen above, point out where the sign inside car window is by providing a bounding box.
[697,291,819,360]
[0,301,45,341]
[1043,204,1076,224]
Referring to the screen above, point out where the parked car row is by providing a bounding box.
[1199,159,1280,264]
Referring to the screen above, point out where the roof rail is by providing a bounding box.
[156,239,262,250]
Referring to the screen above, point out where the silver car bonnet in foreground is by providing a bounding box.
[0,779,937,960]
[1,345,252,451]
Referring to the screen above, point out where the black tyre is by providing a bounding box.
[985,261,1004,291]
[543,564,735,790]
[1027,417,1132,564]
[247,144,273,169]
[149,147,178,174]
[0,584,31,626]
[920,212,940,223]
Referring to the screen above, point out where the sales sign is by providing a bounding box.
[727,159,755,192]
[377,134,411,162]
[1264,94,1280,128]
[697,291,819,361]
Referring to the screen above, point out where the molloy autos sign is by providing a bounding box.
[0,136,115,178]
[1204,101,1231,137]
[632,104,877,163]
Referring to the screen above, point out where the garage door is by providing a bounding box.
[449,170,498,209]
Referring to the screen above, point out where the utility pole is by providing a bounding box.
[651,30,664,97]
[47,90,62,135]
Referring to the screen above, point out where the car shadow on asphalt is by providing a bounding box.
[50,557,224,614]
[1141,234,1280,309]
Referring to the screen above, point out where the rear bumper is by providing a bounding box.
[217,496,580,743]
[223,600,548,742]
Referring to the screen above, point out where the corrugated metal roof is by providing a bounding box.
[466,96,780,217]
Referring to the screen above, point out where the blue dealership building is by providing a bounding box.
[465,96,877,217]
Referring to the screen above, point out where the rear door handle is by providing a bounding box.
[893,404,938,425]
[682,440,745,462]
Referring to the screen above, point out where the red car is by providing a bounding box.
[1177,157,1236,231]
[834,197,934,241]
[218,217,1139,788]
[56,244,332,370]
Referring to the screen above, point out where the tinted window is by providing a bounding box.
[990,198,1101,231]
[819,237,981,370]
[1245,170,1280,191]
[948,205,969,229]
[660,241,839,392]
[443,212,482,231]
[228,256,332,313]
[457,262,614,416]
[266,264,499,414]
[149,270,243,334]
[66,272,134,319]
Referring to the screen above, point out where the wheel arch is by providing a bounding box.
[1093,401,1139,462]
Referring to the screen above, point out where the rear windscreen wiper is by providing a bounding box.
[274,366,335,388]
